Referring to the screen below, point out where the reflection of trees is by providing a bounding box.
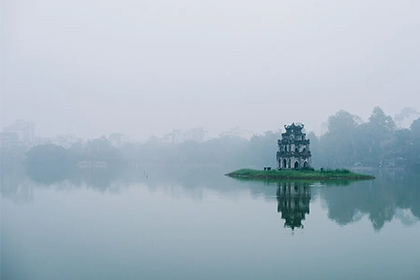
[8,159,420,233]
[276,182,311,230]
[25,164,124,191]
[11,163,279,203]
[321,172,420,231]
[0,165,34,203]
[25,164,70,184]
[2,163,128,202]
[23,141,127,190]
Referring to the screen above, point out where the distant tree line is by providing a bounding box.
[4,106,419,172]
[117,106,420,170]
[311,107,420,169]
[25,136,125,169]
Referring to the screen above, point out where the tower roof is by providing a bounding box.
[284,122,304,131]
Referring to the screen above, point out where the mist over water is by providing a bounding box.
[2,0,420,279]
[2,95,420,280]
[2,166,420,280]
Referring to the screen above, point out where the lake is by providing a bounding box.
[1,166,420,280]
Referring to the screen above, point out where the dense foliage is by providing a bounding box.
[312,107,420,169]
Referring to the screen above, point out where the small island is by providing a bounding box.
[226,123,375,181]
[226,168,375,181]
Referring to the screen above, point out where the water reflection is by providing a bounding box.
[276,182,311,230]
[0,166,34,203]
[2,164,420,232]
[321,172,420,230]
[25,163,125,190]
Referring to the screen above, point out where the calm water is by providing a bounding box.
[1,166,420,280]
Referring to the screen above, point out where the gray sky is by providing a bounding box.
[1,0,419,139]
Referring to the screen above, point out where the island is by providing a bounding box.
[225,168,375,181]
[226,123,375,181]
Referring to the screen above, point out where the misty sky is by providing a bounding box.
[1,0,419,139]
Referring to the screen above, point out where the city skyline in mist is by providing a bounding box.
[1,105,419,142]
[1,0,419,139]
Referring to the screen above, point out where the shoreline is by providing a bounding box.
[225,168,375,181]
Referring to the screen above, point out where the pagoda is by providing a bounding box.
[276,123,311,169]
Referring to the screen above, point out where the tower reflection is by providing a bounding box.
[276,182,311,230]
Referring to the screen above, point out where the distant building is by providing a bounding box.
[0,131,20,149]
[2,119,35,147]
[277,182,311,230]
[276,123,311,169]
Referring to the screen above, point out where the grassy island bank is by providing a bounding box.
[226,168,375,181]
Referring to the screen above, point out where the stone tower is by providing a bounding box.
[276,123,311,169]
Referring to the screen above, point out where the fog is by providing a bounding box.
[1,0,419,138]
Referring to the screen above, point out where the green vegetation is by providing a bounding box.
[226,168,375,181]
[312,107,420,169]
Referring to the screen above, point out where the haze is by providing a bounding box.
[1,0,419,139]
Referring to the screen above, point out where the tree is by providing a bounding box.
[84,136,124,166]
[25,144,72,165]
[318,110,361,167]
[410,117,420,136]
[408,118,420,168]
[362,107,396,165]
[368,106,395,137]
[25,144,74,183]
[248,131,280,167]
[327,110,361,134]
